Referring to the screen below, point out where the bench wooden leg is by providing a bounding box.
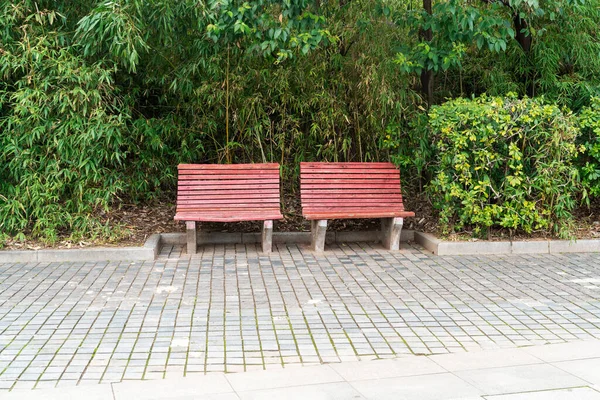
[261,220,273,254]
[311,220,327,252]
[381,217,403,250]
[186,221,197,254]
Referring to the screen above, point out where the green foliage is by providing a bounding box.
[0,232,9,249]
[455,0,600,108]
[382,0,600,107]
[202,0,333,61]
[381,111,433,190]
[0,0,418,241]
[76,0,149,73]
[528,1,600,108]
[0,3,206,240]
[0,8,126,241]
[2,0,600,243]
[578,98,600,196]
[391,0,514,74]
[425,95,581,238]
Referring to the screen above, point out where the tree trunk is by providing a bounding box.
[479,0,535,96]
[513,15,532,53]
[421,0,434,105]
[421,69,434,105]
[513,14,534,96]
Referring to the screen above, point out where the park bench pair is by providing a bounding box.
[175,162,414,254]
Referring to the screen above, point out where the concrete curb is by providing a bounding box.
[415,231,600,255]
[0,234,162,263]
[160,230,415,246]
[4,230,597,261]
[0,231,415,263]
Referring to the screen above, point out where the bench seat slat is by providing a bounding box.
[175,211,283,222]
[178,183,279,189]
[178,177,279,182]
[178,180,278,185]
[178,176,278,182]
[302,183,401,189]
[301,162,397,169]
[177,203,278,212]
[177,195,279,200]
[178,193,280,200]
[304,169,400,179]
[304,211,415,220]
[301,178,401,184]
[304,199,403,209]
[178,163,280,170]
[301,189,402,195]
[177,199,281,206]
[179,187,279,193]
[301,193,403,200]
[179,171,279,177]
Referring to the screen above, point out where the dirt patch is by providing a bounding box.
[3,191,599,250]
[1,193,416,250]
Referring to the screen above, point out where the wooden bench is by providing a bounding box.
[175,163,283,254]
[300,162,414,251]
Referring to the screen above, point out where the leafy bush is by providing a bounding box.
[425,95,581,238]
[578,98,600,197]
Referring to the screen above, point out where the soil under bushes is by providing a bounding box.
[3,191,600,250]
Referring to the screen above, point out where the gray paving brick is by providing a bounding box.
[2,244,600,390]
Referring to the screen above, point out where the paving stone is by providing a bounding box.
[522,340,600,362]
[429,348,541,372]
[2,384,114,399]
[553,358,600,385]
[455,364,587,395]
[483,387,600,400]
[3,243,600,390]
[330,356,444,381]
[237,382,365,400]
[350,372,482,400]
[226,364,343,392]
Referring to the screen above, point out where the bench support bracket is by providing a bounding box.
[261,220,273,254]
[381,217,403,250]
[186,221,197,254]
[311,220,328,252]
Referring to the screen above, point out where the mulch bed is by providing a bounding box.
[3,190,600,250]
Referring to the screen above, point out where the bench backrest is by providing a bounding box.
[300,162,407,219]
[176,163,281,221]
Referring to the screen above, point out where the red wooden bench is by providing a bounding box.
[175,163,283,254]
[300,162,414,251]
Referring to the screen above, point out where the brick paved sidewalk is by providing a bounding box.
[4,339,600,399]
[1,243,600,391]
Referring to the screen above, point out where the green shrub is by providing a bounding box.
[578,97,600,197]
[426,95,581,238]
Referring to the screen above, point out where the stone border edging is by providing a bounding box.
[4,230,598,261]
[0,231,415,263]
[160,229,414,246]
[0,234,161,263]
[415,231,600,255]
